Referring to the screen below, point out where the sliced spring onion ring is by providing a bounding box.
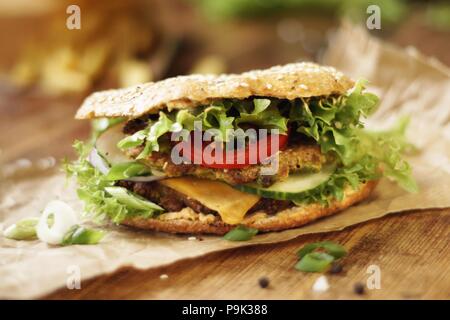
[90,124,168,181]
[36,200,78,245]
[3,217,39,240]
[88,148,109,175]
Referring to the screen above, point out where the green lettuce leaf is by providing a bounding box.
[235,98,288,132]
[137,112,175,159]
[355,117,418,193]
[175,109,202,131]
[289,80,416,195]
[64,141,164,223]
[202,106,235,141]
[117,98,289,156]
[117,128,148,149]
[292,158,379,206]
[292,121,417,206]
[292,80,380,166]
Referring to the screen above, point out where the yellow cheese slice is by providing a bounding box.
[160,177,260,225]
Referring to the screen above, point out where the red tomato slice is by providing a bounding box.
[178,131,288,169]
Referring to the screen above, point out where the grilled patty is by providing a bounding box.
[118,180,293,216]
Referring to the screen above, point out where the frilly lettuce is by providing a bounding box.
[105,162,152,181]
[117,98,289,159]
[64,141,163,223]
[235,98,288,131]
[291,80,417,194]
[355,117,417,193]
[292,157,379,206]
[291,80,379,166]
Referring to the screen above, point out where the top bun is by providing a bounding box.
[75,62,353,119]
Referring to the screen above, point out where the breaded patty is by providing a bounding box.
[125,143,328,187]
[121,180,378,235]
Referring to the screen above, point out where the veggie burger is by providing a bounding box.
[68,62,416,234]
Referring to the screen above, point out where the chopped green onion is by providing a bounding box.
[62,225,105,245]
[223,225,258,241]
[295,252,335,272]
[105,162,152,181]
[295,241,347,273]
[3,217,39,240]
[297,242,322,259]
[104,186,163,212]
[297,241,347,259]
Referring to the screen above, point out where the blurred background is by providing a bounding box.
[0,0,449,175]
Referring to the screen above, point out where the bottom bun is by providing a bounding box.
[121,180,378,235]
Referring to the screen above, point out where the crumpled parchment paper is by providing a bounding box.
[1,22,449,299]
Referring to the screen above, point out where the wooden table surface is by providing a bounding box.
[46,209,450,300]
[1,7,449,300]
[1,85,449,301]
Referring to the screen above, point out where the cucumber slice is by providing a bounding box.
[95,123,130,165]
[235,165,335,201]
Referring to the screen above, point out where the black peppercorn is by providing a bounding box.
[258,277,270,288]
[354,282,365,295]
[329,262,343,274]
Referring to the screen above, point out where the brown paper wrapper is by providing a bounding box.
[1,22,449,299]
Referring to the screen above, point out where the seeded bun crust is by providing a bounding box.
[75,62,353,119]
[121,180,378,235]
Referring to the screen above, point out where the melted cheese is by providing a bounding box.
[160,177,260,224]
